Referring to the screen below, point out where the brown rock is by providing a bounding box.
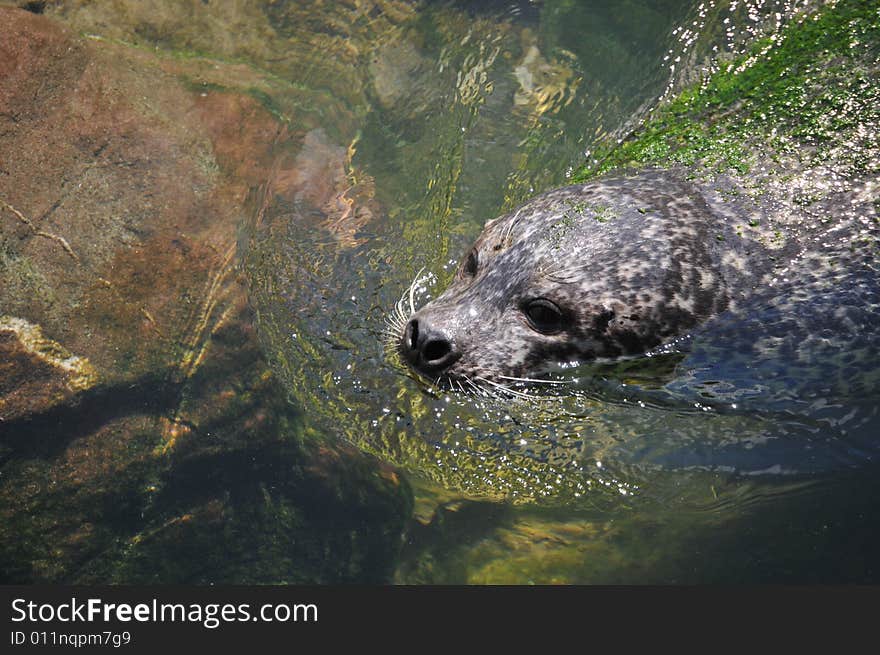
[0,6,281,416]
[0,7,410,584]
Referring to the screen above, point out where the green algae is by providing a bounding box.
[572,0,880,182]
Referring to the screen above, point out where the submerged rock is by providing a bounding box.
[0,6,410,583]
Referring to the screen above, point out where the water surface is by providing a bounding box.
[241,0,880,581]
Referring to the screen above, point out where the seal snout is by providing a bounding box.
[402,316,460,377]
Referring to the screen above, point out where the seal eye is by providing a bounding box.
[460,249,479,278]
[524,298,565,334]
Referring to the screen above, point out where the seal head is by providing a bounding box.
[399,170,749,386]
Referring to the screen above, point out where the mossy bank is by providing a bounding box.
[573,0,879,191]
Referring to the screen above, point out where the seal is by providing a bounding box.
[398,168,794,387]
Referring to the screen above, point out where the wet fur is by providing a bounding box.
[399,168,877,390]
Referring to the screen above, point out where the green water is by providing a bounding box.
[239,1,880,581]
[0,0,870,584]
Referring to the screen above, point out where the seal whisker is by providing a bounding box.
[408,266,426,316]
[382,328,402,341]
[497,374,571,386]
[475,375,538,401]
[386,307,407,324]
[461,376,480,396]
[384,315,406,330]
[382,316,406,336]
[471,379,493,400]
[395,294,409,320]
[393,297,408,325]
[391,277,415,329]
[502,207,525,245]
[469,376,497,400]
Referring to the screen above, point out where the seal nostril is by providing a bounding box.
[423,339,452,364]
[408,319,419,351]
[402,317,457,373]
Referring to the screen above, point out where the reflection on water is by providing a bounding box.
[249,2,872,484]
[2,0,874,584]
[242,0,880,579]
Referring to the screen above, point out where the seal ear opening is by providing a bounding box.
[457,248,479,279]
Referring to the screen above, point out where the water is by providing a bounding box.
[237,2,880,582]
[7,0,875,583]
[237,1,880,580]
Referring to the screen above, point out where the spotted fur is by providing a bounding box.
[399,168,877,389]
